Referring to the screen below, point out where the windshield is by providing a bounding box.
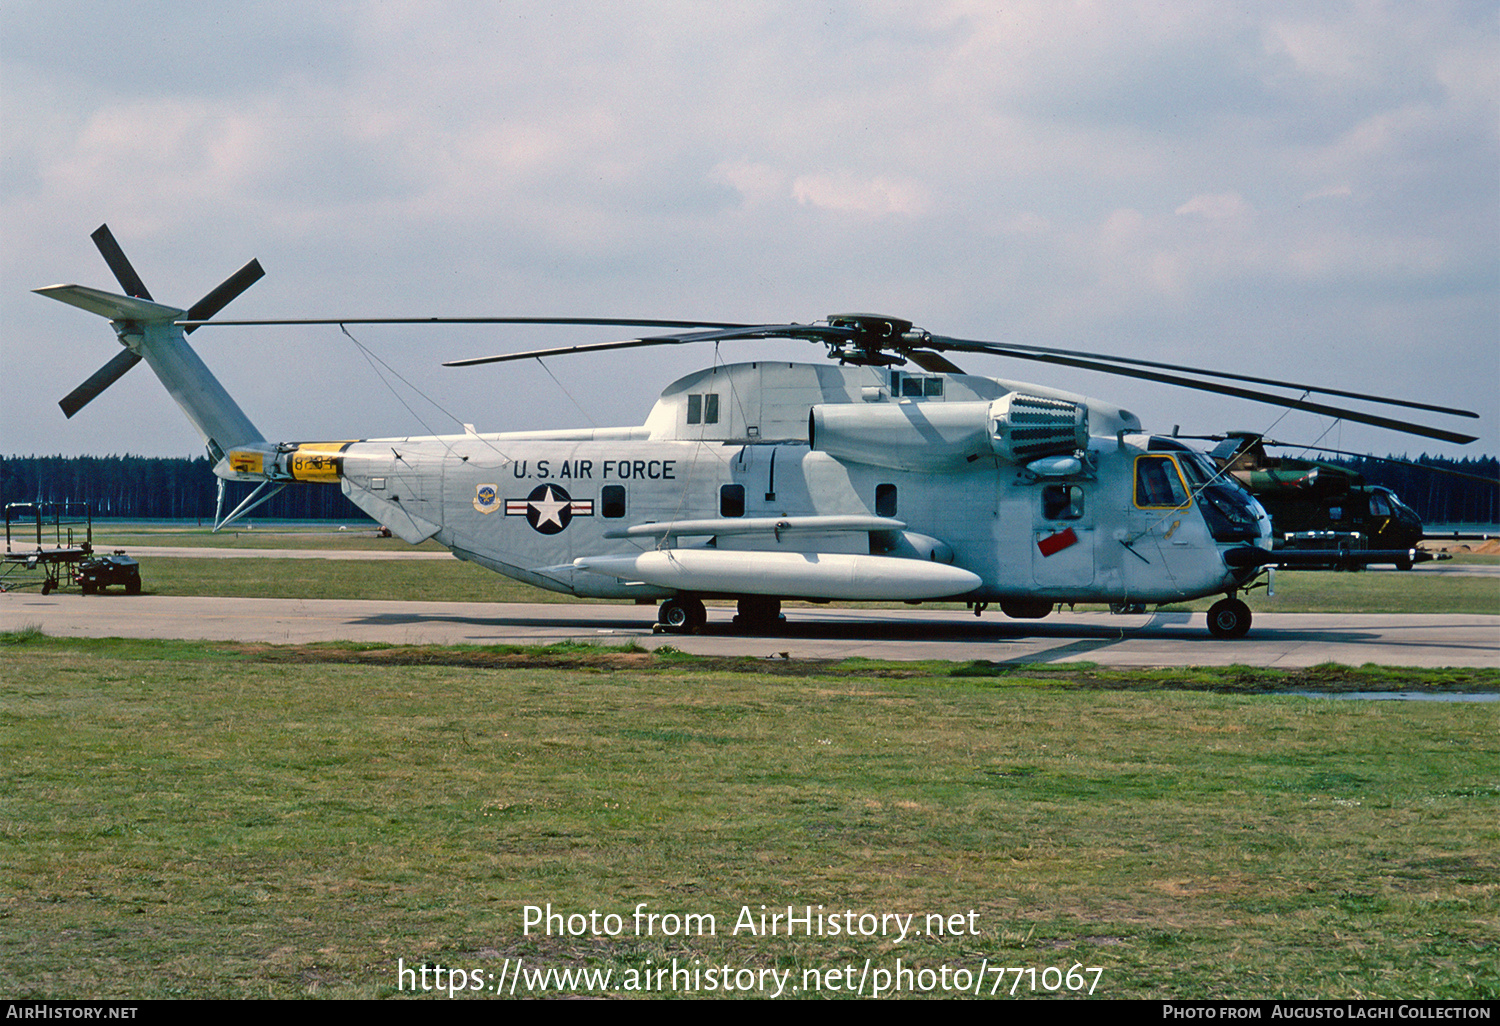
[1177,452,1220,489]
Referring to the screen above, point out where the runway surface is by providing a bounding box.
[4,593,1497,667]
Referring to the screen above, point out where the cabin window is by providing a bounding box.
[720,483,745,517]
[875,483,897,518]
[686,393,720,425]
[892,373,943,398]
[1043,484,1084,520]
[601,485,626,519]
[1134,456,1190,508]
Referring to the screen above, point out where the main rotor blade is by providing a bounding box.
[445,336,705,366]
[90,224,153,301]
[906,349,966,374]
[928,335,1478,420]
[932,342,1478,444]
[181,259,265,335]
[162,302,1481,442]
[443,323,851,367]
[59,349,142,418]
[178,315,751,329]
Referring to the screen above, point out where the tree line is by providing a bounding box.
[2,452,1496,525]
[1319,453,1499,526]
[1,455,369,522]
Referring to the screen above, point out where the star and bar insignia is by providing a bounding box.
[505,484,594,534]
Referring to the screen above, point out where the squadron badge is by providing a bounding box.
[473,484,501,514]
[506,484,594,535]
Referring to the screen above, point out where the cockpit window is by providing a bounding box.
[1176,452,1219,489]
[1135,456,1190,508]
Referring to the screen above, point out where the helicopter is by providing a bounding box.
[33,226,1483,639]
[1204,433,1426,568]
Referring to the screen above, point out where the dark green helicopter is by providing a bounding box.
[1206,433,1426,569]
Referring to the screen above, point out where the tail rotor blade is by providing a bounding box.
[182,259,264,334]
[59,349,142,418]
[90,224,153,301]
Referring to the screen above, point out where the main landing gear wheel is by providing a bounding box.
[734,596,783,632]
[999,597,1053,619]
[658,596,707,634]
[1206,597,1252,639]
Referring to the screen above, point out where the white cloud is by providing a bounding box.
[1302,185,1353,202]
[791,171,932,217]
[1175,192,1254,222]
[711,161,787,209]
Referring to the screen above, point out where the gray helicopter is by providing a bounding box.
[36,227,1481,639]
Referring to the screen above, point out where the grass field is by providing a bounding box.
[2,634,1497,1000]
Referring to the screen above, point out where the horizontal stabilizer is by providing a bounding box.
[604,514,905,540]
[34,284,185,323]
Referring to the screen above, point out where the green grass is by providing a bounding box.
[2,636,1496,1000]
[91,521,439,550]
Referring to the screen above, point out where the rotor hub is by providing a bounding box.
[825,313,918,365]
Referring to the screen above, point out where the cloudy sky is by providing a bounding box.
[3,1,1495,462]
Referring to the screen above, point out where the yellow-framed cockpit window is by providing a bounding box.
[1134,455,1191,509]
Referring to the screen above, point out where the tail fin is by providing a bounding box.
[36,226,267,467]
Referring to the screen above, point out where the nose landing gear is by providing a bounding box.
[1206,595,1252,639]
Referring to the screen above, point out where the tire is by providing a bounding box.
[658,597,707,633]
[685,598,707,631]
[1207,598,1252,639]
[999,597,1052,619]
[659,598,691,630]
[125,575,141,595]
[735,596,782,632]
